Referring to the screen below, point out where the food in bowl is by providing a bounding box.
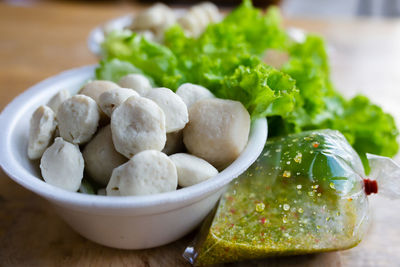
[27,105,57,160]
[110,95,167,158]
[40,137,84,191]
[170,153,218,187]
[57,95,100,144]
[98,87,139,117]
[27,75,251,195]
[47,89,70,112]
[145,87,189,133]
[183,98,251,170]
[106,150,178,196]
[82,125,127,186]
[117,73,152,95]
[175,83,215,108]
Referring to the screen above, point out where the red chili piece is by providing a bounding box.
[363,178,378,195]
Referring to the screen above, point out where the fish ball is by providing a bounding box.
[40,137,84,192]
[146,87,188,133]
[106,150,177,196]
[80,80,120,124]
[178,15,201,37]
[47,89,70,113]
[99,88,139,117]
[170,153,218,187]
[118,74,152,96]
[189,7,209,29]
[57,95,100,144]
[131,3,175,31]
[111,96,166,158]
[83,125,127,186]
[28,105,57,160]
[176,83,214,108]
[80,80,120,103]
[198,2,221,22]
[183,98,250,170]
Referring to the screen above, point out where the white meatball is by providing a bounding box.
[40,137,84,192]
[80,80,120,124]
[162,130,184,155]
[99,88,139,117]
[111,96,166,158]
[155,4,176,37]
[183,98,250,170]
[198,2,222,22]
[28,105,57,160]
[178,15,201,37]
[170,153,218,187]
[146,87,188,133]
[190,6,210,29]
[131,3,165,30]
[80,80,120,103]
[178,2,221,37]
[118,74,152,96]
[83,125,127,186]
[47,89,70,113]
[106,150,177,196]
[129,3,175,43]
[131,3,175,31]
[176,83,215,108]
[57,95,100,144]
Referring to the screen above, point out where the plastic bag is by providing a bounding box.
[184,129,400,266]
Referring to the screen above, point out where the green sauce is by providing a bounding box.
[192,130,369,265]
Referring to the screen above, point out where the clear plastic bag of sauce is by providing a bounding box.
[184,129,400,266]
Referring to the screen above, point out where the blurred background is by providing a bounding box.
[4,0,400,18]
[167,0,400,17]
[164,0,400,17]
[282,0,400,17]
[4,0,400,17]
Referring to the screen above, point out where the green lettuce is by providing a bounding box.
[98,1,296,118]
[278,35,399,159]
[330,96,399,159]
[96,0,399,158]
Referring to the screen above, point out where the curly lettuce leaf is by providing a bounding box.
[277,35,399,158]
[222,64,297,118]
[95,58,142,82]
[330,95,399,158]
[96,0,399,158]
[101,30,181,88]
[97,1,297,118]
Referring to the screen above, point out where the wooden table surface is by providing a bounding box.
[0,1,399,266]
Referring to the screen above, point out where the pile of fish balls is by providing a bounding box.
[28,74,251,196]
[106,2,222,43]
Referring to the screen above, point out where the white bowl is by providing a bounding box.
[0,65,268,249]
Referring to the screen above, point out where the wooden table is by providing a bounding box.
[0,2,399,266]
